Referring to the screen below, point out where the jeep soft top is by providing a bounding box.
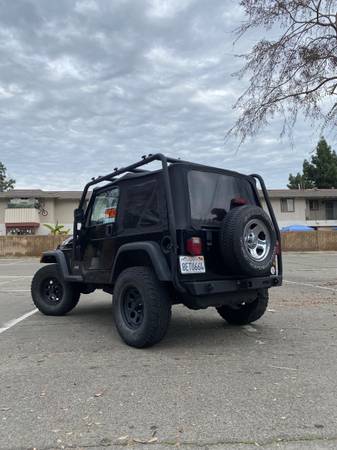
[31,154,282,348]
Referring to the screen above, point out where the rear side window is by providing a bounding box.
[90,188,119,226]
[122,179,162,230]
[188,170,256,225]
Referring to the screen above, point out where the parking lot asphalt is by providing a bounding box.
[0,253,337,450]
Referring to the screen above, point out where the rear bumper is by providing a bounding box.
[183,275,282,296]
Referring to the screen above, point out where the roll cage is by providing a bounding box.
[72,154,283,287]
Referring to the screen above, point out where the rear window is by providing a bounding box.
[188,170,256,225]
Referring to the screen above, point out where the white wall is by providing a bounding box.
[54,199,78,224]
[261,197,307,227]
[0,199,6,226]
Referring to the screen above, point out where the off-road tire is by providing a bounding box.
[220,205,276,276]
[216,289,269,325]
[113,266,172,348]
[31,264,80,316]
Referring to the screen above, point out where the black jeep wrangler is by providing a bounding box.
[31,154,282,348]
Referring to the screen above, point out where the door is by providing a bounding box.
[326,201,334,220]
[82,186,120,283]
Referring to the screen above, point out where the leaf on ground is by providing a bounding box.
[117,435,129,442]
[94,390,105,397]
[133,437,158,444]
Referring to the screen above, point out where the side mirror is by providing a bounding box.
[74,208,85,231]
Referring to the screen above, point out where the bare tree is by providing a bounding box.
[229,0,337,143]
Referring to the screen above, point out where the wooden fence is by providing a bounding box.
[0,236,67,257]
[0,231,337,257]
[280,230,337,252]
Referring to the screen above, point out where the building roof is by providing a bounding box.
[266,189,337,199]
[1,188,337,200]
[0,189,83,200]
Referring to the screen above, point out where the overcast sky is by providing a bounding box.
[0,0,332,190]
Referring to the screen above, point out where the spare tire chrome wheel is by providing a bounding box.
[243,218,271,262]
[220,205,276,277]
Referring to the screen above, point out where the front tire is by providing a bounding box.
[216,289,268,325]
[31,264,80,316]
[113,267,171,348]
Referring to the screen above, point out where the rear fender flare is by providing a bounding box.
[111,242,172,282]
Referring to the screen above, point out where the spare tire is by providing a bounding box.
[220,205,276,276]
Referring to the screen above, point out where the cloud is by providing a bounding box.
[147,0,194,19]
[0,0,325,190]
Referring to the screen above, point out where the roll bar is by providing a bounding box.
[72,153,191,292]
[250,173,283,277]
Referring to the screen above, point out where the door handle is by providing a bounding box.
[106,224,113,236]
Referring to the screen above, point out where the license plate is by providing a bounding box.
[179,256,206,274]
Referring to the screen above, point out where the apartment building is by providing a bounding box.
[1,188,337,235]
[265,189,337,229]
[0,190,82,236]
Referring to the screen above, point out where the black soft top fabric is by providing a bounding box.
[168,163,258,229]
[89,162,257,230]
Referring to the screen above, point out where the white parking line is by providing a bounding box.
[0,276,32,286]
[0,289,30,292]
[285,280,337,293]
[0,276,32,278]
[0,259,27,262]
[0,262,28,266]
[0,309,38,334]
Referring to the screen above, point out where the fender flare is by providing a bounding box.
[111,241,172,282]
[40,250,82,282]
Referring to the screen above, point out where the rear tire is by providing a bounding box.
[216,289,268,325]
[113,266,171,348]
[31,264,80,316]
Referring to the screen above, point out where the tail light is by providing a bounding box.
[231,197,247,208]
[186,237,202,256]
[275,240,281,255]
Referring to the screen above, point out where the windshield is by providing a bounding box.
[188,170,257,226]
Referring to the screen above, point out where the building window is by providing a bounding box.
[309,199,319,211]
[7,198,38,208]
[281,198,295,213]
[6,226,36,235]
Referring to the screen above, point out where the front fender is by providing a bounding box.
[40,250,82,282]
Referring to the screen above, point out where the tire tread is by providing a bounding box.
[216,289,268,325]
[31,264,80,316]
[113,266,171,348]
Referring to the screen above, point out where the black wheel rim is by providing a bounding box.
[121,286,144,329]
[41,277,63,304]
